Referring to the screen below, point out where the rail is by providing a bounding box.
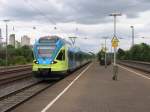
[0,64,32,71]
[0,64,32,85]
[118,60,150,73]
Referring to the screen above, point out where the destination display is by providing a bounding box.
[39,36,59,43]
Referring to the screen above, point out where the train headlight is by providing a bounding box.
[34,60,39,64]
[52,61,57,64]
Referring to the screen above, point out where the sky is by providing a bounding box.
[0,0,150,53]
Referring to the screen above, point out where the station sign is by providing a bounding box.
[111,36,119,48]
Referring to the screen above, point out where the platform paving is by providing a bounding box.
[12,62,150,112]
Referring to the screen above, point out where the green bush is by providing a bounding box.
[0,45,33,66]
[13,56,27,65]
[0,58,5,66]
[117,43,150,62]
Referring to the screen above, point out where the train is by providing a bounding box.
[32,35,92,78]
[99,56,111,65]
[98,50,111,65]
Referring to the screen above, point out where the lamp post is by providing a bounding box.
[109,13,122,80]
[32,26,36,39]
[0,28,3,47]
[130,26,134,47]
[3,19,10,67]
[102,36,109,68]
[109,13,121,65]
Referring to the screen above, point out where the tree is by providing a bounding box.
[0,45,33,66]
[117,43,150,62]
[117,48,126,59]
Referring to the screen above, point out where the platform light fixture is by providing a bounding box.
[102,36,109,69]
[130,26,134,47]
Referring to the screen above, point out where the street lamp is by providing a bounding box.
[102,36,109,68]
[0,28,3,47]
[109,13,122,65]
[32,26,37,38]
[109,13,122,37]
[130,26,134,47]
[3,19,10,67]
[109,13,122,80]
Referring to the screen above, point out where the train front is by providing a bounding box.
[32,36,63,77]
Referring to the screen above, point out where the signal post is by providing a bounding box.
[109,13,122,80]
[111,37,119,80]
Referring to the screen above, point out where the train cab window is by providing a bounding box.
[56,50,65,61]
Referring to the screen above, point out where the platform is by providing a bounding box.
[12,62,150,112]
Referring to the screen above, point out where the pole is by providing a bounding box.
[114,15,116,65]
[113,15,117,80]
[105,38,107,68]
[132,27,134,46]
[6,23,8,66]
[114,16,116,37]
[131,26,134,47]
[3,20,10,67]
[111,43,112,61]
[109,13,121,80]
[102,36,109,68]
[0,28,3,47]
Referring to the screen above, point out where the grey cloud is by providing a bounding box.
[0,0,150,24]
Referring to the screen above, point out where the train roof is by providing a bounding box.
[38,35,60,43]
[37,35,72,45]
[69,47,90,55]
[40,35,60,39]
[35,35,90,54]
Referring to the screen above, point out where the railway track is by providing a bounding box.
[0,65,31,75]
[0,64,31,71]
[0,63,90,112]
[0,64,38,112]
[0,64,58,112]
[0,80,54,112]
[118,60,150,73]
[0,65,32,85]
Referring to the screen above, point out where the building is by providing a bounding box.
[9,34,15,46]
[1,42,6,47]
[21,35,30,46]
[15,41,21,48]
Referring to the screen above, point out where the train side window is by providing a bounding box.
[56,50,65,61]
[77,53,80,61]
[68,51,71,60]
[68,51,72,61]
